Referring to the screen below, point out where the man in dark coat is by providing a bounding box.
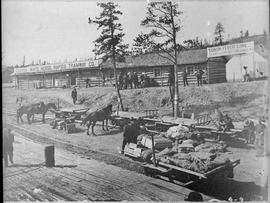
[85,78,90,88]
[183,69,189,87]
[195,68,204,86]
[121,119,140,154]
[3,128,14,167]
[123,73,128,89]
[118,72,124,90]
[133,72,139,89]
[71,87,77,105]
[218,114,234,132]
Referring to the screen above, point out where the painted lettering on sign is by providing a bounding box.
[13,59,99,74]
[207,41,254,58]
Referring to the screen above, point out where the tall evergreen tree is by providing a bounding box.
[88,2,128,111]
[214,22,225,45]
[134,2,183,117]
[245,30,249,37]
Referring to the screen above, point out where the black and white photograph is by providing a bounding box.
[2,0,269,201]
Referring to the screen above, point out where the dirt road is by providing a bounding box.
[3,134,213,201]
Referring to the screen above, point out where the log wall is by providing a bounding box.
[207,57,227,84]
[14,58,226,89]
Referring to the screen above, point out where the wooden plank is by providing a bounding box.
[158,162,207,179]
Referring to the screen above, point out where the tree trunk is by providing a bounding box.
[170,1,179,118]
[112,48,124,111]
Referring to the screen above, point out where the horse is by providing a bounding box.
[80,104,113,135]
[17,102,57,124]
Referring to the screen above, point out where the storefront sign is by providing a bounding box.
[207,41,254,58]
[13,60,99,74]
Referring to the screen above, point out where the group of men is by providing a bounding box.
[3,128,15,167]
[119,71,151,89]
[169,68,205,87]
[216,108,268,155]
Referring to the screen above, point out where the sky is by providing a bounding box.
[2,0,269,66]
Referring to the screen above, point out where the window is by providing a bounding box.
[154,68,161,77]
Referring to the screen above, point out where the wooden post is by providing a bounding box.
[151,134,156,167]
[44,145,55,167]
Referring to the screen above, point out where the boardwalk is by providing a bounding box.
[3,134,212,201]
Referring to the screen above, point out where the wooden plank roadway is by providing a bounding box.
[3,135,212,201]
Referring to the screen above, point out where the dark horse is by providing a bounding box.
[17,102,57,124]
[81,104,113,135]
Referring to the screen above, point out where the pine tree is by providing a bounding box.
[88,2,128,111]
[134,2,183,117]
[214,22,225,45]
[245,30,249,37]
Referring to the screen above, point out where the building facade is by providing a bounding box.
[12,48,227,89]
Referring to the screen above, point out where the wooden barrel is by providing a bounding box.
[44,145,55,167]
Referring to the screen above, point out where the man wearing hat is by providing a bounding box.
[185,192,203,202]
[121,118,140,154]
[71,87,77,105]
[3,128,15,167]
[243,119,255,144]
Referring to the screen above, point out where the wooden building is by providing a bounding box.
[12,48,227,89]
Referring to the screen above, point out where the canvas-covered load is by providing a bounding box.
[155,141,231,173]
[140,135,173,150]
[166,124,190,139]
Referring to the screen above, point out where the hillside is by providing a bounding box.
[3,80,268,122]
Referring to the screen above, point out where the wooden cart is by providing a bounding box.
[141,129,240,187]
[143,158,240,186]
[51,108,89,133]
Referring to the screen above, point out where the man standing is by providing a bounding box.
[71,87,77,105]
[3,128,14,167]
[121,119,140,154]
[123,73,128,89]
[183,69,189,87]
[195,68,204,86]
[243,119,255,144]
[118,72,124,90]
[133,72,139,89]
[255,118,266,155]
[128,72,133,89]
[85,78,90,88]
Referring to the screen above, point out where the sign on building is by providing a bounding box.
[207,41,254,58]
[13,59,100,74]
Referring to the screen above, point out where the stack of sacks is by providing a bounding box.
[141,135,173,150]
[177,143,195,153]
[166,124,190,139]
[156,147,176,158]
[160,154,213,173]
[195,142,227,153]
